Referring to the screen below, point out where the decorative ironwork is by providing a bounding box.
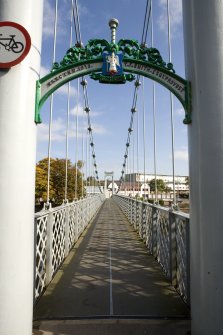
[34,194,105,301]
[36,36,191,125]
[35,214,47,299]
[113,194,190,304]
[51,208,66,276]
[156,209,170,277]
[52,39,175,74]
[52,39,110,71]
[118,39,175,73]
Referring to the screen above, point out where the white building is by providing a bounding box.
[124,173,189,191]
[107,181,150,198]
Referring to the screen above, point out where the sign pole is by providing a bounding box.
[0,1,43,335]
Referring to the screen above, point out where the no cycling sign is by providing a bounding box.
[0,21,31,68]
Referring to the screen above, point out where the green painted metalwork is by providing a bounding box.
[51,39,175,74]
[35,39,191,124]
[90,72,135,84]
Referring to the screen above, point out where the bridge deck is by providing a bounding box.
[33,198,190,335]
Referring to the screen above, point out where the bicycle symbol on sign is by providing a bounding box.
[0,34,24,53]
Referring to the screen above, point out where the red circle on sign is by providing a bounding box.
[0,21,31,68]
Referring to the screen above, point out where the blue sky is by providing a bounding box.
[37,0,188,180]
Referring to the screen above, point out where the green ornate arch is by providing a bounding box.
[35,39,191,124]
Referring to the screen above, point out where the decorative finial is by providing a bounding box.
[108,18,119,43]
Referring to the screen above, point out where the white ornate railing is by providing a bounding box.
[113,195,190,305]
[34,194,105,301]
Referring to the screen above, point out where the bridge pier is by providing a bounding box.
[0,1,43,335]
[183,1,223,334]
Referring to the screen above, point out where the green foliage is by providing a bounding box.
[149,178,169,192]
[185,176,189,185]
[35,158,84,205]
[86,176,97,186]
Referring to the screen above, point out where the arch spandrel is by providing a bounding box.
[35,39,191,124]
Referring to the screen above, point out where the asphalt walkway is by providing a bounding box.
[33,198,190,335]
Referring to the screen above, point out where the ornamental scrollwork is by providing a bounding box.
[51,38,175,73]
[117,39,175,73]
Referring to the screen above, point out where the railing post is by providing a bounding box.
[65,203,70,257]
[185,218,190,305]
[81,199,85,232]
[75,201,79,241]
[141,202,146,241]
[33,218,38,304]
[152,207,158,258]
[46,209,53,285]
[169,210,177,285]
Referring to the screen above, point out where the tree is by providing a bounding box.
[185,176,189,185]
[35,158,55,202]
[86,176,97,186]
[35,158,84,205]
[76,160,84,170]
[149,178,169,192]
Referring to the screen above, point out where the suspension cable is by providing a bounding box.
[132,120,135,196]
[167,0,177,207]
[81,80,102,193]
[117,80,141,194]
[142,77,146,198]
[65,84,70,202]
[64,1,74,202]
[74,78,80,199]
[141,0,152,45]
[151,0,158,203]
[72,0,102,195]
[46,0,58,207]
[81,108,85,198]
[137,97,140,196]
[117,0,153,196]
[72,0,81,44]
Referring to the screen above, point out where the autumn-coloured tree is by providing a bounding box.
[35,158,84,205]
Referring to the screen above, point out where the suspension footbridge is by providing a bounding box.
[33,197,190,335]
[0,1,223,335]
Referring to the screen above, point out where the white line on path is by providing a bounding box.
[108,200,114,316]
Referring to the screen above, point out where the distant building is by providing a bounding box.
[107,181,150,198]
[85,186,103,195]
[124,173,189,191]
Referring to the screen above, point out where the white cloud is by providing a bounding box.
[57,84,77,97]
[91,122,108,135]
[175,147,188,161]
[175,107,184,116]
[40,65,50,77]
[78,3,91,17]
[42,0,55,38]
[42,0,67,39]
[70,105,103,118]
[71,104,85,117]
[37,118,66,142]
[37,117,108,143]
[158,0,183,35]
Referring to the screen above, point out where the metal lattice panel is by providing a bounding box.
[34,194,105,302]
[51,207,66,276]
[35,214,47,299]
[145,205,153,252]
[68,203,77,249]
[113,194,190,304]
[156,209,170,277]
[175,215,189,301]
